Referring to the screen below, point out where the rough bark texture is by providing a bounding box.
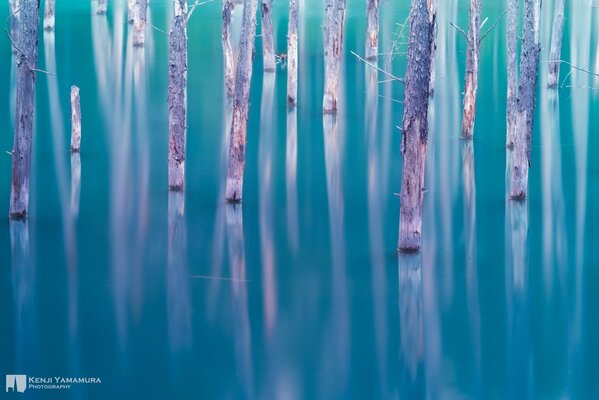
[287,0,299,105]
[10,0,40,219]
[225,0,259,201]
[511,0,541,200]
[96,0,107,15]
[506,0,519,147]
[132,0,148,47]
[365,0,379,60]
[398,0,436,251]
[168,1,188,190]
[222,0,235,97]
[461,0,482,139]
[44,0,55,31]
[71,85,82,152]
[261,0,276,72]
[323,0,346,113]
[428,1,437,97]
[547,0,564,88]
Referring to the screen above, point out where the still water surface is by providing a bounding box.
[1,0,599,398]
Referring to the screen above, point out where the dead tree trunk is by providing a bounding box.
[222,0,235,97]
[168,0,188,190]
[461,0,482,139]
[511,0,542,200]
[128,0,135,23]
[225,0,259,201]
[96,0,107,15]
[398,0,436,251]
[323,0,346,113]
[506,0,519,147]
[287,0,299,105]
[43,0,55,31]
[261,0,276,72]
[547,0,565,88]
[71,85,82,152]
[10,0,40,219]
[132,0,148,47]
[365,0,379,60]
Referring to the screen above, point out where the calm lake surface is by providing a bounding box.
[1,0,599,398]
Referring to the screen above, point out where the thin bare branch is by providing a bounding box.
[450,22,468,39]
[351,50,405,83]
[480,7,510,42]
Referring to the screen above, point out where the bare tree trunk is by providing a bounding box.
[547,0,565,88]
[168,0,188,190]
[365,0,378,60]
[398,0,436,251]
[9,0,20,53]
[71,85,82,152]
[225,0,259,201]
[511,0,541,199]
[323,0,346,113]
[132,0,148,47]
[428,1,437,97]
[96,0,107,15]
[261,0,275,71]
[222,0,235,97]
[461,0,482,139]
[128,0,135,23]
[10,0,40,219]
[287,0,299,105]
[70,152,81,218]
[506,0,519,148]
[43,0,55,31]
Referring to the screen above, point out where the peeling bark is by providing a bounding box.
[398,0,436,251]
[96,0,107,15]
[460,0,482,139]
[511,0,542,200]
[323,0,346,113]
[222,0,235,97]
[365,0,379,60]
[506,0,519,147]
[132,0,148,47]
[71,85,82,152]
[287,0,299,105]
[261,0,275,71]
[43,0,55,31]
[547,0,565,88]
[168,0,188,190]
[225,0,259,201]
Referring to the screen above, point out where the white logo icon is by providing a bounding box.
[6,375,27,393]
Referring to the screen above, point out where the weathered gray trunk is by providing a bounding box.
[96,0,107,15]
[43,0,55,31]
[70,152,81,218]
[323,0,346,113]
[10,0,40,219]
[261,0,275,71]
[168,1,188,190]
[287,0,299,105]
[506,0,519,147]
[398,0,436,251]
[128,0,135,23]
[547,0,565,88]
[365,0,379,60]
[511,0,541,199]
[71,85,82,152]
[461,0,482,139]
[222,0,235,97]
[132,0,148,47]
[428,2,437,97]
[225,0,259,201]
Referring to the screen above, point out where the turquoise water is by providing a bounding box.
[1,0,599,398]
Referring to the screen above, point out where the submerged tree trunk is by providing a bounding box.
[222,0,235,97]
[43,0,55,31]
[365,0,379,60]
[323,0,346,113]
[96,0,107,15]
[168,0,188,190]
[511,0,542,199]
[547,0,565,88]
[461,0,482,139]
[9,0,19,53]
[71,85,82,152]
[261,0,275,71]
[225,0,259,201]
[506,0,519,147]
[10,0,40,219]
[132,0,148,47]
[128,0,135,23]
[398,0,436,251]
[287,0,299,105]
